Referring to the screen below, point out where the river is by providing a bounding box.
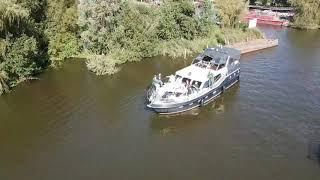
[0,26,319,180]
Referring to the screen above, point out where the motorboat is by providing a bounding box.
[146,46,241,114]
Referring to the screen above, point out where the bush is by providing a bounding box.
[2,35,43,85]
[86,55,120,75]
[48,32,79,64]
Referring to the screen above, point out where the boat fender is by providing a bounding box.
[221,86,225,94]
[200,99,205,107]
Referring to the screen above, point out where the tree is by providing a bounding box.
[157,0,200,40]
[45,0,80,63]
[0,0,29,35]
[78,0,121,54]
[198,0,218,35]
[0,0,47,89]
[289,0,320,29]
[215,0,246,28]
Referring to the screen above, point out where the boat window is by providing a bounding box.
[218,64,225,70]
[192,81,202,89]
[229,58,234,65]
[203,55,213,62]
[182,77,192,85]
[214,74,221,81]
[203,81,210,88]
[213,57,221,64]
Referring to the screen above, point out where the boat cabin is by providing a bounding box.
[174,46,240,90]
[192,46,241,70]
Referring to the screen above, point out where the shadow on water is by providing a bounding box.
[150,84,240,135]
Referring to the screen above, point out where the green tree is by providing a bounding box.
[289,0,320,29]
[198,0,218,35]
[0,0,48,90]
[157,0,200,40]
[78,0,121,54]
[3,35,42,82]
[45,0,80,63]
[215,0,246,28]
[0,0,29,35]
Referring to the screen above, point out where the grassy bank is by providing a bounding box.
[84,27,262,76]
[79,0,263,76]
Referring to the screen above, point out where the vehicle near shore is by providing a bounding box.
[146,47,241,114]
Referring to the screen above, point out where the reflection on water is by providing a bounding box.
[150,85,240,135]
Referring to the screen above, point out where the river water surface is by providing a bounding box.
[0,27,320,180]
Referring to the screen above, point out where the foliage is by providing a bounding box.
[219,28,263,45]
[0,0,29,34]
[45,0,80,64]
[86,55,120,75]
[0,0,47,90]
[78,0,121,54]
[289,0,320,29]
[157,0,200,40]
[0,68,9,94]
[3,35,42,83]
[215,0,247,28]
[47,32,79,63]
[79,0,262,75]
[110,1,159,61]
[0,0,263,94]
[198,0,218,35]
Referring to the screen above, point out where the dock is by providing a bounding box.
[227,39,279,54]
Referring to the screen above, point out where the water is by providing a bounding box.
[0,27,320,180]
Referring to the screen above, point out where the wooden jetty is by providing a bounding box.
[227,39,279,54]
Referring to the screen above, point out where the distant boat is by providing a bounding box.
[146,47,241,114]
[244,10,290,26]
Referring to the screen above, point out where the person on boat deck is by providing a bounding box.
[187,80,192,87]
[153,75,162,86]
[195,82,201,90]
[158,73,163,86]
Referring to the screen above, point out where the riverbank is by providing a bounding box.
[0,0,263,95]
[84,28,263,76]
